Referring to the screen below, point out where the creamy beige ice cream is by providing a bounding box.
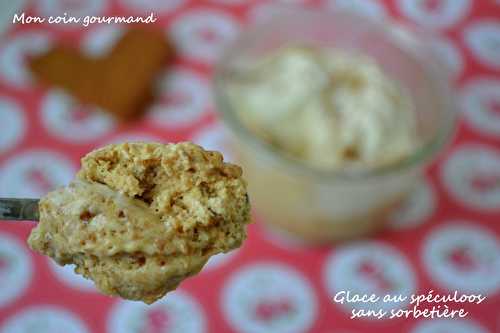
[28,142,250,304]
[227,46,418,170]
[219,46,421,242]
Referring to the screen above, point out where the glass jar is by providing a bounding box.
[214,8,456,243]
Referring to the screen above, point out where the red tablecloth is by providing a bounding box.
[0,0,499,332]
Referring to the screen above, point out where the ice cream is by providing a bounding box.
[28,142,251,304]
[226,46,418,170]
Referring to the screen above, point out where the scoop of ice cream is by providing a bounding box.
[28,142,251,304]
[226,47,418,170]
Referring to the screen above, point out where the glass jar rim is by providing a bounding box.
[213,7,457,182]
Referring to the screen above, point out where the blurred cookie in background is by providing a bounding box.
[29,28,174,121]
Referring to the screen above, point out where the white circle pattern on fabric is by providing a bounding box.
[0,233,32,308]
[35,0,106,23]
[464,20,500,69]
[422,223,500,295]
[397,0,471,29]
[389,178,436,230]
[203,251,237,271]
[429,36,464,79]
[171,9,240,63]
[107,291,206,333]
[325,0,387,20]
[0,31,51,88]
[148,68,210,127]
[81,25,125,57]
[0,150,76,197]
[460,78,500,137]
[0,97,25,154]
[191,122,235,163]
[247,1,308,23]
[41,89,115,143]
[324,242,416,317]
[48,260,96,292]
[222,263,317,333]
[119,0,185,14]
[441,144,500,210]
[0,307,89,333]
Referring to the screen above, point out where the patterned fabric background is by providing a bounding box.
[0,0,499,332]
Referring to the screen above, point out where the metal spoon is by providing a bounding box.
[0,198,39,221]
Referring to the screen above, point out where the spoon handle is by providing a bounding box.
[0,198,39,221]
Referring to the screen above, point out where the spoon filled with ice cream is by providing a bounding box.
[0,142,251,304]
